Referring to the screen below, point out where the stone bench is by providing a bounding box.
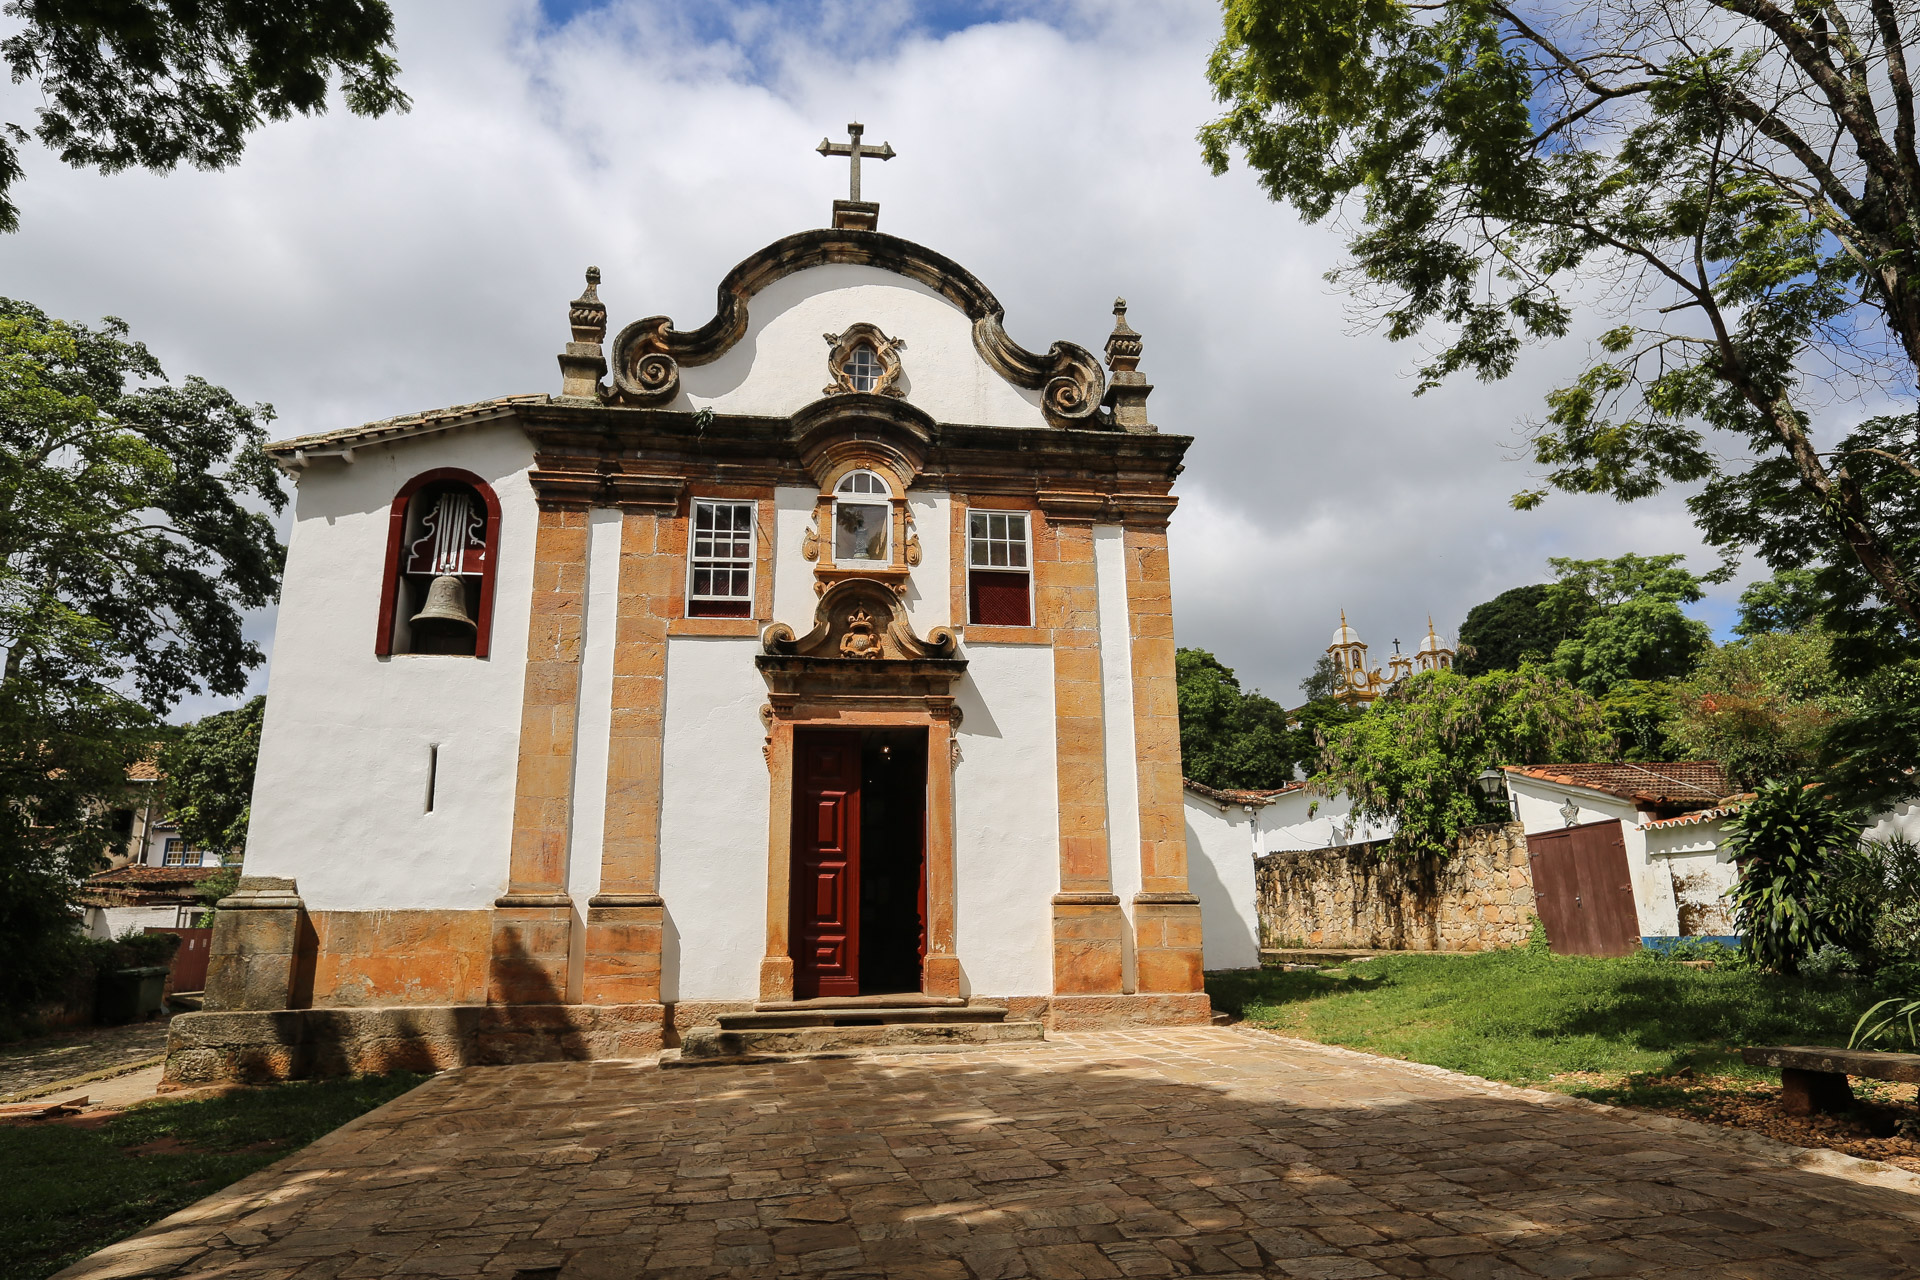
[1742,1044,1920,1115]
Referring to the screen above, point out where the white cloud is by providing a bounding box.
[0,0,1753,719]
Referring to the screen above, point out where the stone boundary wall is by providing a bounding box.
[1255,822,1534,952]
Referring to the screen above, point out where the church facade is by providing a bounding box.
[169,184,1211,1080]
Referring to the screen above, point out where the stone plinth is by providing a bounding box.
[202,877,307,1012]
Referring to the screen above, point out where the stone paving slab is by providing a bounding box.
[0,1019,170,1102]
[55,1027,1920,1279]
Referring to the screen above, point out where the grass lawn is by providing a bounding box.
[1205,947,1896,1099]
[1,1072,427,1280]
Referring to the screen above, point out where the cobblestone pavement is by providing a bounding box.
[58,1027,1920,1279]
[0,1018,169,1102]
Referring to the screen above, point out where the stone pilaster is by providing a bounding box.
[1035,500,1126,996]
[1124,519,1206,999]
[491,505,590,1005]
[584,501,682,1004]
[202,878,307,1012]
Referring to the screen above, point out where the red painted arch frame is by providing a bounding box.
[374,468,503,659]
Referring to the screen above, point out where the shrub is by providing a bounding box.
[1725,780,1864,975]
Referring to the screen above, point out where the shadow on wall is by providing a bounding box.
[97,1036,1920,1279]
[1185,815,1257,970]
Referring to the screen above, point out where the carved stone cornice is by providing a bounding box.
[1034,489,1180,527]
[606,229,1107,427]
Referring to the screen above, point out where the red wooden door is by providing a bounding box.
[793,731,862,998]
[147,926,212,992]
[1528,820,1642,956]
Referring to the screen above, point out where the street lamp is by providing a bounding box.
[1472,766,1506,798]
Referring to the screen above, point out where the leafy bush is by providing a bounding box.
[1850,996,1920,1051]
[1725,780,1865,974]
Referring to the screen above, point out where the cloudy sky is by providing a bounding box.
[0,0,1753,717]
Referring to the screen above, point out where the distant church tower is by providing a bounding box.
[1324,611,1453,708]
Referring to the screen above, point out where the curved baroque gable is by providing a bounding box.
[607,229,1106,428]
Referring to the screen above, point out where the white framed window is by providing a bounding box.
[688,499,756,618]
[833,471,892,562]
[967,509,1032,626]
[162,838,187,867]
[843,345,883,392]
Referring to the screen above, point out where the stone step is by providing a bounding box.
[665,1019,1045,1067]
[717,1004,1010,1030]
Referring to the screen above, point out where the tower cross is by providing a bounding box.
[817,122,896,203]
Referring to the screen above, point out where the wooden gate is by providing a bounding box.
[146,926,212,993]
[1527,821,1642,956]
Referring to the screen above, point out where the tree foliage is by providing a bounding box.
[1203,0,1920,647]
[1175,648,1303,789]
[158,694,263,857]
[1543,554,1715,694]
[1667,629,1844,789]
[1820,657,1920,808]
[1725,779,1864,974]
[0,0,409,231]
[1734,568,1827,638]
[1454,583,1567,676]
[0,300,283,1017]
[1314,666,1612,858]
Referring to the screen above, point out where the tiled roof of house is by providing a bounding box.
[127,758,161,782]
[84,865,223,889]
[1502,762,1733,810]
[1640,800,1752,831]
[1183,778,1308,807]
[264,395,549,459]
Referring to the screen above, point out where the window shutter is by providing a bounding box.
[969,571,1031,626]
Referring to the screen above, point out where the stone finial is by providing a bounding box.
[570,266,607,345]
[558,266,609,399]
[1105,298,1142,373]
[1101,297,1154,432]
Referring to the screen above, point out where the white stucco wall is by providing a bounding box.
[1868,799,1920,845]
[1092,525,1142,988]
[905,491,951,636]
[245,425,537,911]
[87,904,194,940]
[673,265,1048,429]
[1256,789,1397,852]
[1181,795,1260,970]
[772,486,818,632]
[952,644,1058,997]
[656,635,774,1003]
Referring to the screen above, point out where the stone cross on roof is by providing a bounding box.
[817,122,895,204]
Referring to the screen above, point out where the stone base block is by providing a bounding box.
[1045,992,1213,1031]
[161,1002,667,1087]
[1050,896,1127,995]
[488,906,574,1004]
[582,904,663,1005]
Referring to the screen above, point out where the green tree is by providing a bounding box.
[1820,659,1920,810]
[0,0,409,231]
[0,300,283,1016]
[1667,630,1844,790]
[1734,568,1827,639]
[1542,555,1714,695]
[1598,679,1679,762]
[1298,652,1344,702]
[1202,0,1920,642]
[158,694,264,858]
[1175,648,1300,789]
[1315,666,1612,858]
[1454,583,1566,676]
[1725,779,1864,974]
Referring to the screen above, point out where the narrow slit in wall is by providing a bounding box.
[425,744,439,813]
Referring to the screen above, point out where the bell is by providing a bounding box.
[410,574,476,639]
